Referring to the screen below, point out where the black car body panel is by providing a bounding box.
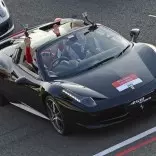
[0,0,14,39]
[0,17,13,37]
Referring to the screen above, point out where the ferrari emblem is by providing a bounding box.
[140,104,144,110]
[128,84,135,90]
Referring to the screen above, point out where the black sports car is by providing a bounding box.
[0,14,156,135]
[0,0,14,39]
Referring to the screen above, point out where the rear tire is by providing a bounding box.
[0,94,9,106]
[45,96,72,135]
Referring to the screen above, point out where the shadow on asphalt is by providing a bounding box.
[72,109,156,138]
[8,104,156,138]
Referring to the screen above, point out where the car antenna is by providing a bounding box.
[82,12,97,30]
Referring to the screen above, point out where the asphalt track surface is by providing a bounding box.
[1,0,156,156]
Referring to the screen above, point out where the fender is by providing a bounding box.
[41,82,84,112]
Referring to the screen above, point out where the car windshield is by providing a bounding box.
[38,25,130,79]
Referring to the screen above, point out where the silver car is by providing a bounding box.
[0,0,14,39]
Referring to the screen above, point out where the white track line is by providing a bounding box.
[148,14,156,18]
[93,126,156,156]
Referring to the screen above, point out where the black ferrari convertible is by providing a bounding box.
[0,14,156,135]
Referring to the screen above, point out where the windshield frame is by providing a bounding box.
[36,24,131,81]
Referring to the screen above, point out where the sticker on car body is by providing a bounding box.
[112,74,143,92]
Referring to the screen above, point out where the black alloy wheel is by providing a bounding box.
[45,96,72,135]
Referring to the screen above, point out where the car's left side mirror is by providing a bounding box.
[15,76,40,87]
[130,28,140,43]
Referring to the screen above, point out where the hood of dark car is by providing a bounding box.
[56,43,156,99]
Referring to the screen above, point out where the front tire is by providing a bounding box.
[45,96,72,135]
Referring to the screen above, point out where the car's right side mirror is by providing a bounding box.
[130,28,140,43]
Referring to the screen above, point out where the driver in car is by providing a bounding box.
[50,36,85,72]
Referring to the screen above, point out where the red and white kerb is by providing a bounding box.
[112,74,143,92]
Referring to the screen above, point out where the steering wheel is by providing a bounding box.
[49,56,70,70]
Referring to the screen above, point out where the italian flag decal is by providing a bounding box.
[112,74,143,92]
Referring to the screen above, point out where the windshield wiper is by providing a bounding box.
[82,56,116,72]
[116,44,131,57]
[80,44,131,72]
[84,26,98,35]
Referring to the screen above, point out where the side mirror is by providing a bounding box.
[130,28,140,43]
[15,76,40,87]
